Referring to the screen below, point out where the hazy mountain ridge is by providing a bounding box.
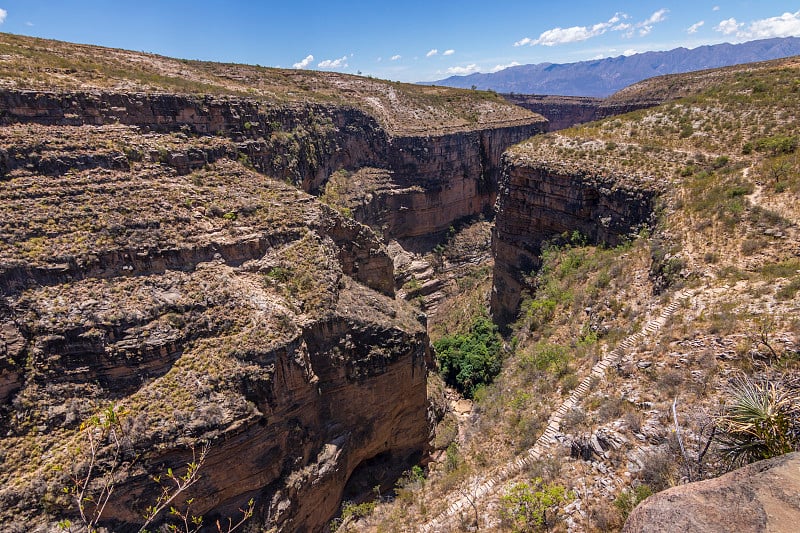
[426,37,800,96]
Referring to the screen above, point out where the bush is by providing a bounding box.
[500,478,572,532]
[520,342,571,378]
[434,316,503,398]
[614,484,653,522]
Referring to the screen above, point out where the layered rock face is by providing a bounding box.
[503,94,663,131]
[324,124,545,240]
[623,452,800,533]
[0,123,428,532]
[491,154,658,325]
[1,90,545,239]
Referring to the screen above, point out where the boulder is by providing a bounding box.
[623,452,800,533]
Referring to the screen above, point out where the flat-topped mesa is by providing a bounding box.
[491,135,663,325]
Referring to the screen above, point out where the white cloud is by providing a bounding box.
[443,49,455,56]
[0,9,7,24]
[391,54,402,61]
[623,49,638,56]
[644,8,668,25]
[446,64,479,75]
[637,8,669,37]
[713,6,720,11]
[292,54,314,69]
[715,17,744,35]
[745,10,800,39]
[426,49,438,57]
[317,55,349,69]
[490,61,521,72]
[514,12,631,47]
[715,11,800,40]
[26,21,34,27]
[687,21,705,34]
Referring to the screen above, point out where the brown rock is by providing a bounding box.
[623,452,800,533]
[491,154,658,325]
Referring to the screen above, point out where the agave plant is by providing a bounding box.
[715,375,800,467]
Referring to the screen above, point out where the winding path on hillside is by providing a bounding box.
[418,288,693,533]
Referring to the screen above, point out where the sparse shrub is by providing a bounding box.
[500,478,572,533]
[638,445,678,492]
[519,342,571,378]
[613,484,653,522]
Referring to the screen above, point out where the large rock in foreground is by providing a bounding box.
[623,453,800,533]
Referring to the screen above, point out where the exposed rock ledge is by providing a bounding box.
[491,150,659,325]
[623,452,800,533]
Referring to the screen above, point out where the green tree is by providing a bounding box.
[433,316,503,398]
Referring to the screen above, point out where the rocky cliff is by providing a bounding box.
[0,121,432,531]
[1,88,545,242]
[503,94,663,131]
[491,138,660,325]
[0,33,548,533]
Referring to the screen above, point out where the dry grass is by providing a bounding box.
[0,32,538,135]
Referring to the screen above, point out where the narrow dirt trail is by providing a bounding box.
[419,287,694,532]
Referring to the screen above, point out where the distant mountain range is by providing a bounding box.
[425,37,800,97]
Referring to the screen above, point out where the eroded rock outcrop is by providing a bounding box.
[491,146,659,325]
[623,452,800,533]
[503,93,663,131]
[1,89,546,242]
[0,121,429,532]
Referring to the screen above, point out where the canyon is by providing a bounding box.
[0,33,562,533]
[2,33,799,533]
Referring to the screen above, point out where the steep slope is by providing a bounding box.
[0,34,545,532]
[426,37,800,96]
[358,56,800,533]
[0,124,430,532]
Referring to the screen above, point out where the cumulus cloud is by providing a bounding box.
[716,12,800,40]
[292,54,314,69]
[317,55,349,69]
[745,10,800,39]
[687,21,705,34]
[446,64,479,75]
[514,12,650,47]
[390,54,402,61]
[490,61,521,73]
[443,49,455,56]
[426,48,438,57]
[0,9,7,24]
[715,17,744,35]
[643,8,668,25]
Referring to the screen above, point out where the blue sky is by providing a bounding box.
[1,1,799,81]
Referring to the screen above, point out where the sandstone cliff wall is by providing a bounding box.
[491,158,657,324]
[503,94,662,131]
[0,90,546,241]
